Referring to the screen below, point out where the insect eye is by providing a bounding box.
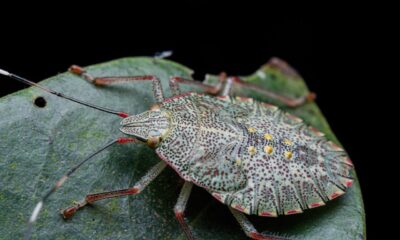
[150,104,161,111]
[146,136,161,148]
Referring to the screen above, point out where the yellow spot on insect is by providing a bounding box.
[235,158,242,166]
[284,151,293,159]
[248,146,256,155]
[264,145,273,154]
[264,133,273,140]
[247,127,256,133]
[283,138,293,146]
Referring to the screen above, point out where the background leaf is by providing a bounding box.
[0,57,365,239]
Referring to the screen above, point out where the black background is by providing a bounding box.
[0,5,380,239]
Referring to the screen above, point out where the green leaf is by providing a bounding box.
[0,57,365,239]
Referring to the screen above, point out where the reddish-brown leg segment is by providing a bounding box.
[169,72,313,107]
[174,181,194,240]
[61,161,167,218]
[229,207,289,240]
[229,76,315,107]
[169,72,227,96]
[69,65,165,103]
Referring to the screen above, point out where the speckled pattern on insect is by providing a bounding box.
[150,92,353,217]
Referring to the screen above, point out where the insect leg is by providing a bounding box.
[174,182,194,240]
[221,76,233,96]
[168,76,182,95]
[229,208,289,240]
[61,161,167,218]
[69,65,164,103]
[169,72,227,95]
[229,76,316,107]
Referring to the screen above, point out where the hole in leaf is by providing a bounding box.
[34,96,47,108]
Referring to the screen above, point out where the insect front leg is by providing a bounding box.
[229,208,289,240]
[174,182,194,240]
[69,65,165,103]
[61,161,167,218]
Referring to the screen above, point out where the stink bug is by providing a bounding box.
[0,57,354,240]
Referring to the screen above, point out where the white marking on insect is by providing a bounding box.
[56,176,68,187]
[0,68,11,76]
[222,77,233,96]
[29,201,43,223]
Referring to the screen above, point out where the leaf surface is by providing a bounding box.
[0,57,365,239]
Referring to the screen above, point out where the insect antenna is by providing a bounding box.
[0,68,129,118]
[23,137,137,240]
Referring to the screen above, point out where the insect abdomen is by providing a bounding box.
[205,95,354,216]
